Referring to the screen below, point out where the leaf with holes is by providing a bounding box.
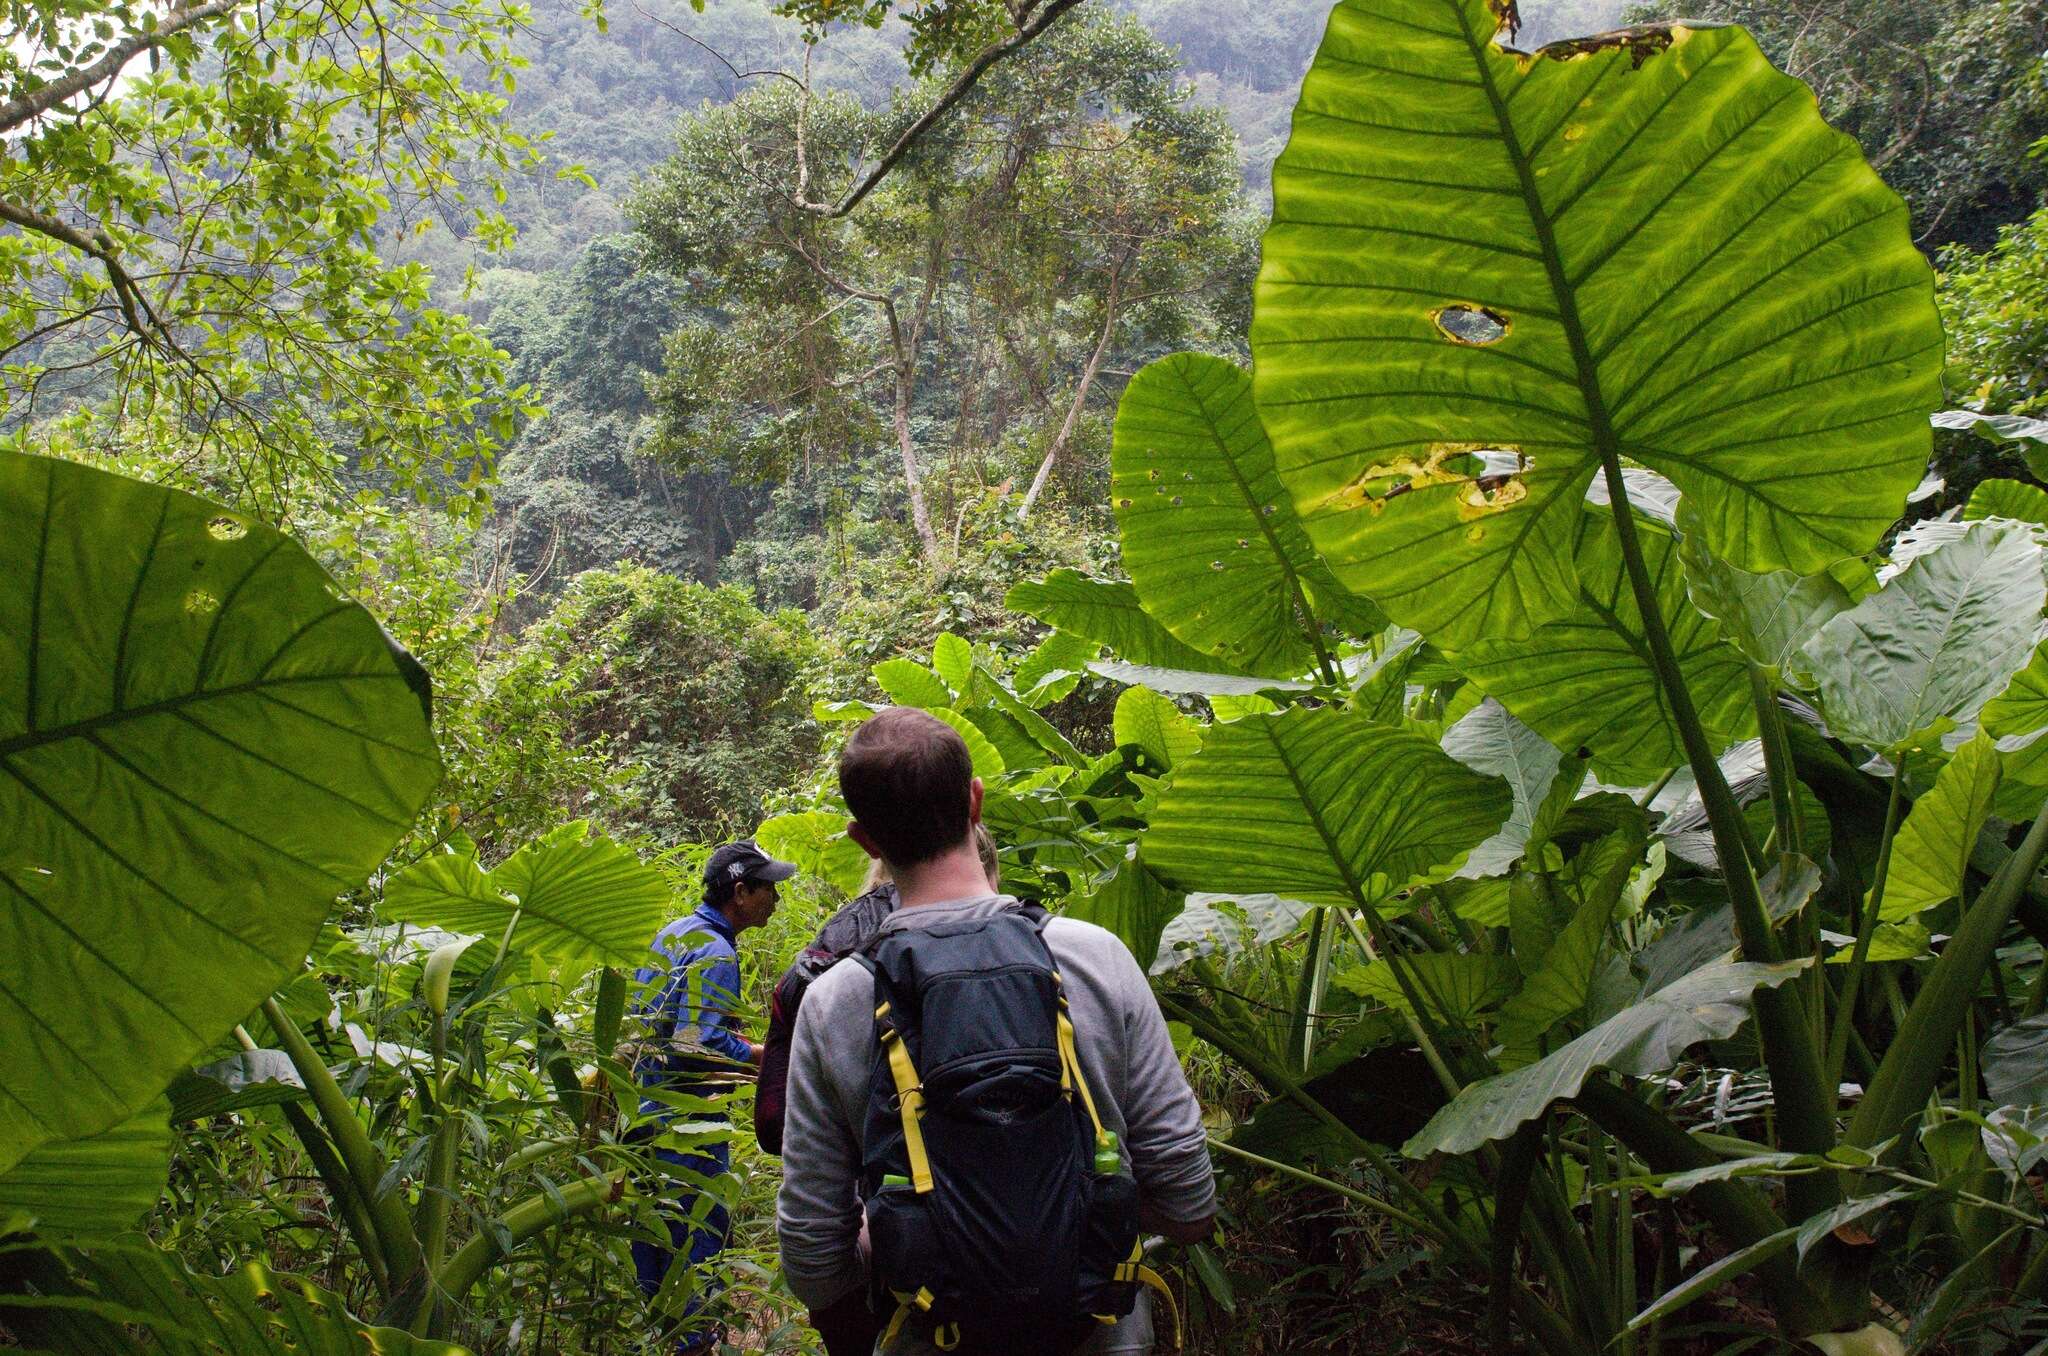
[381,823,672,976]
[1251,0,1940,650]
[1144,708,1512,909]
[0,453,439,1175]
[1802,521,2045,754]
[1454,510,1755,783]
[1113,353,1332,679]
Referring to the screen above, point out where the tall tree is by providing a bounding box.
[631,9,1244,560]
[0,0,560,513]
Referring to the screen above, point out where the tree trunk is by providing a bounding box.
[879,296,941,561]
[1017,264,1122,522]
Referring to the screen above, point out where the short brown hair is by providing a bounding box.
[840,707,974,868]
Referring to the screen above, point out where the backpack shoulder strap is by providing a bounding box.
[865,955,935,1195]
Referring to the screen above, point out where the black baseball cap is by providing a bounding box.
[703,840,798,892]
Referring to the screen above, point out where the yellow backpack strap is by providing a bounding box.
[933,1322,962,1350]
[1136,1266,1183,1351]
[1051,973,1112,1153]
[879,1027,934,1193]
[879,1298,913,1352]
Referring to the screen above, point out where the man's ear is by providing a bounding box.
[968,777,984,824]
[846,820,883,860]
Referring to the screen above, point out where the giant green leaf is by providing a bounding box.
[1112,353,1327,679]
[1880,734,2000,922]
[1677,506,1854,681]
[1964,479,2048,528]
[1802,521,2045,753]
[0,1096,168,1239]
[1455,511,1754,783]
[927,707,1006,782]
[167,1050,307,1124]
[1439,697,1566,878]
[1113,686,1201,775]
[1497,872,1623,1063]
[1983,1014,2048,1111]
[755,811,871,897]
[1005,571,1245,675]
[1144,708,1512,909]
[0,453,440,1174]
[872,659,952,711]
[381,823,672,975]
[1404,960,1809,1156]
[1251,1,1940,650]
[1982,639,2048,740]
[1334,952,1517,1026]
[1065,849,1180,971]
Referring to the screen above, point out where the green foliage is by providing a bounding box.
[1942,204,2048,417]
[526,565,820,845]
[0,453,440,1174]
[1624,0,2048,248]
[0,0,551,512]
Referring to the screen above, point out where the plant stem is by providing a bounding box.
[1852,799,2048,1149]
[1749,665,1804,859]
[237,1023,390,1299]
[264,996,424,1289]
[1593,459,1838,1212]
[1826,768,1908,1097]
[1206,1137,1426,1233]
[433,1171,626,1304]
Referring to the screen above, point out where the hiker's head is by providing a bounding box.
[840,707,984,874]
[702,840,795,932]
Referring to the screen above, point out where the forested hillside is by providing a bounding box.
[429,0,1637,649]
[12,1,2048,1354]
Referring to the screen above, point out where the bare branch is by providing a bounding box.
[797,0,1088,218]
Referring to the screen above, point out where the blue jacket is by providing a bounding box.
[633,903,754,1115]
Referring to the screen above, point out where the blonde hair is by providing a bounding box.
[861,823,1000,892]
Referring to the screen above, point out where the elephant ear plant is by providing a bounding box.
[975,2,2048,1351]
[0,452,455,1345]
[0,457,672,1348]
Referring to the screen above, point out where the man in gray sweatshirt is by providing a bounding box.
[777,707,1217,1355]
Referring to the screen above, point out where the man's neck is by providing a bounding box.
[893,844,997,908]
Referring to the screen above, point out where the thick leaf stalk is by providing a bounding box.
[1849,799,2048,1149]
[263,997,424,1290]
[1595,457,1839,1212]
[432,1171,627,1305]
[1572,1082,1827,1334]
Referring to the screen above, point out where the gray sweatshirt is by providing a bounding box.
[777,895,1215,1353]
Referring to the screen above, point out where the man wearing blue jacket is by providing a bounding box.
[631,839,796,1353]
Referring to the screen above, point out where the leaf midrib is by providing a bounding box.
[0,671,409,761]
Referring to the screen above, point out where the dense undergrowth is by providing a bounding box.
[11,1,2048,1354]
